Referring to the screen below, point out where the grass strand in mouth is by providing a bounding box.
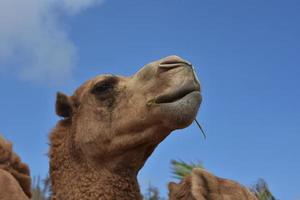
[195,119,206,139]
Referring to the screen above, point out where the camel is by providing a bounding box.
[0,135,31,200]
[49,55,258,200]
[168,168,257,200]
[49,55,202,199]
[0,55,258,200]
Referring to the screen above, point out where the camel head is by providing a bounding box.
[55,55,201,173]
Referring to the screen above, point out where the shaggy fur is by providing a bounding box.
[0,135,31,200]
[168,168,258,200]
[49,120,142,200]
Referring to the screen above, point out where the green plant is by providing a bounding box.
[171,159,204,180]
[31,176,50,200]
[251,178,276,200]
[143,183,164,200]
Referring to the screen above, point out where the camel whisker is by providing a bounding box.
[194,119,206,139]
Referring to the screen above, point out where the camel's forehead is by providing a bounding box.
[92,74,126,82]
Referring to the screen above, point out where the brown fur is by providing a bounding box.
[168,168,258,200]
[49,120,142,200]
[0,135,31,200]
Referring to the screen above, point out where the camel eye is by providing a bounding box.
[92,82,113,94]
[91,77,117,95]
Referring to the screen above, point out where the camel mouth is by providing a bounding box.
[154,83,200,104]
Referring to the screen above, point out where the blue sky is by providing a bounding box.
[1,0,300,199]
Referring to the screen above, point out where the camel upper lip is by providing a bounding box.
[154,83,200,104]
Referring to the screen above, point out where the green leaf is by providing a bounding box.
[171,159,204,180]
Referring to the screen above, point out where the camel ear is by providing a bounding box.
[56,92,73,118]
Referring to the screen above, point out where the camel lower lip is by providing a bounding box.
[154,89,199,104]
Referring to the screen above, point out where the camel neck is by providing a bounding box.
[49,121,142,200]
[50,164,142,200]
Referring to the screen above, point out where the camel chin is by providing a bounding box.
[159,91,202,129]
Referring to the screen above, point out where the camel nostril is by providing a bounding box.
[158,57,192,74]
[158,61,192,74]
[157,63,183,73]
[159,62,188,68]
[159,55,192,67]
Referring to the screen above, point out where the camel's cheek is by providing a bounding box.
[73,102,116,159]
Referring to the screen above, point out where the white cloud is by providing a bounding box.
[60,0,103,14]
[0,0,104,84]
